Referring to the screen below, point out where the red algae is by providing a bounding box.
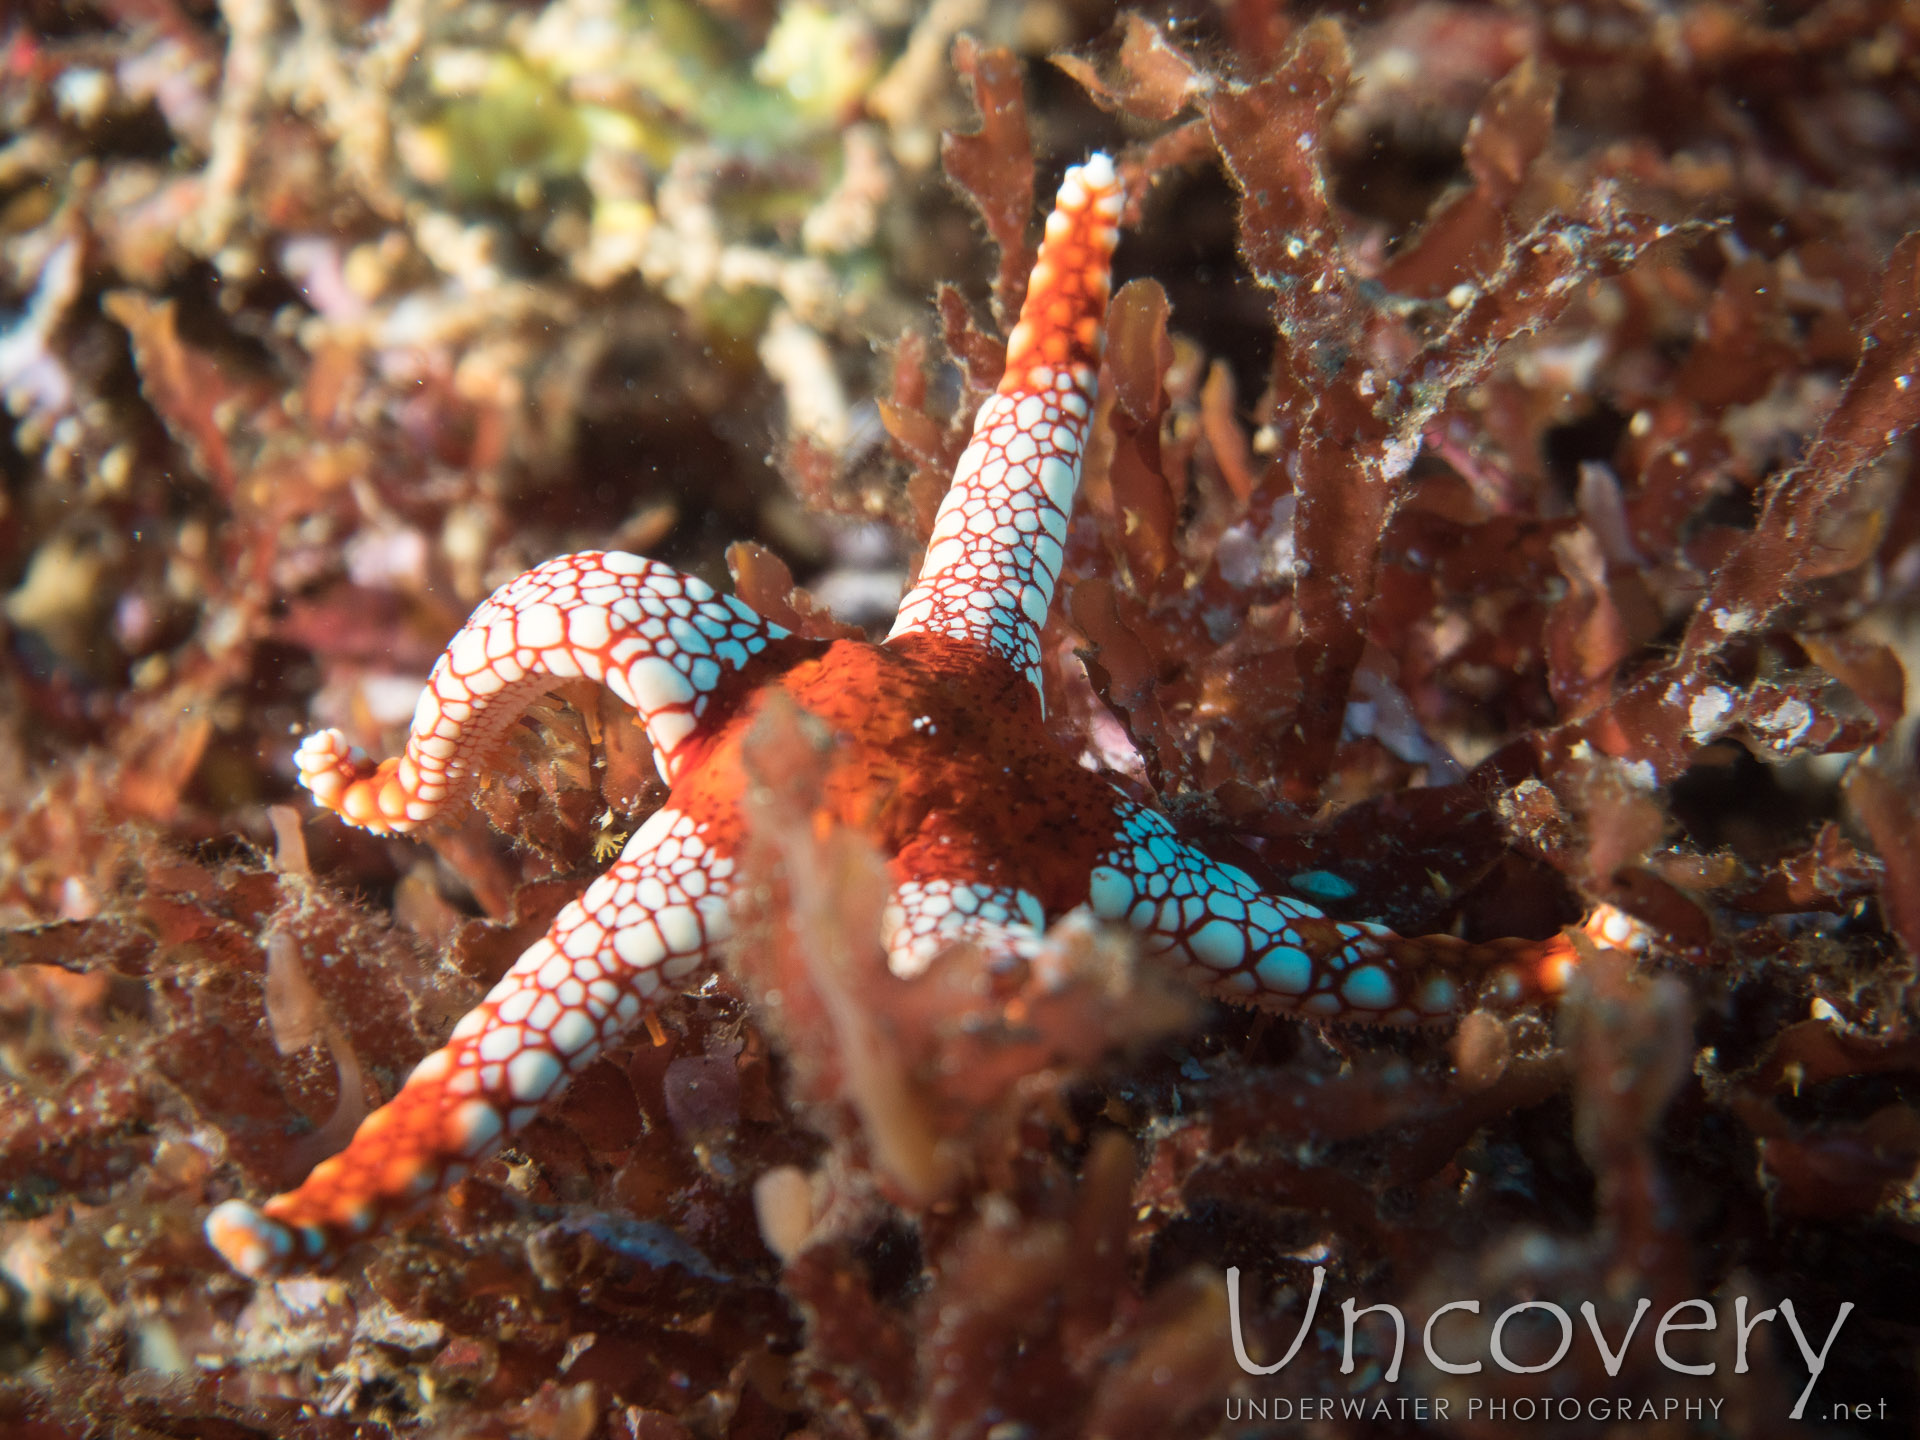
[3,3,1919,1437]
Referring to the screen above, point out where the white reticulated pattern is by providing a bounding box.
[1086,796,1405,1015]
[882,878,1047,977]
[885,154,1119,698]
[456,552,787,785]
[886,382,1092,693]
[415,806,730,1163]
[295,551,790,834]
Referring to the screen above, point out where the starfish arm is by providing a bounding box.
[205,805,732,1279]
[882,878,1047,978]
[296,551,789,834]
[1086,800,1579,1024]
[886,153,1123,694]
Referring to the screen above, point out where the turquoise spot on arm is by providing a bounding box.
[1289,869,1358,901]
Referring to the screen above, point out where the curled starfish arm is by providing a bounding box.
[886,153,1124,694]
[882,878,1047,978]
[1087,801,1580,1024]
[296,552,790,834]
[205,806,734,1279]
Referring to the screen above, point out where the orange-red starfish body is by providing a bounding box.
[207,156,1615,1281]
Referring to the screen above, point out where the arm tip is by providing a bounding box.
[205,1198,319,1281]
[294,729,418,835]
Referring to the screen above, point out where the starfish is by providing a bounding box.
[207,155,1620,1280]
